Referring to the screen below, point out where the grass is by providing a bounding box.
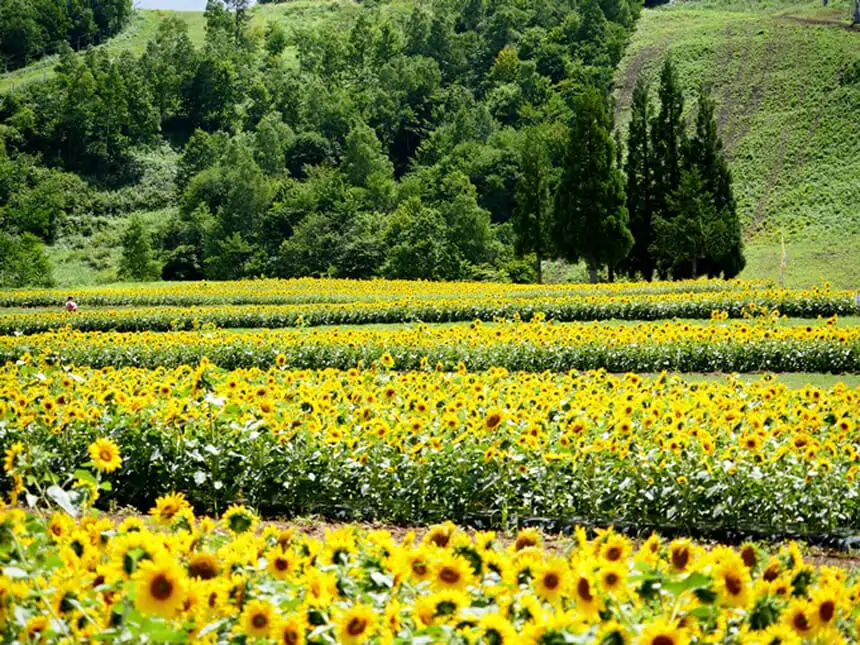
[614,0,860,288]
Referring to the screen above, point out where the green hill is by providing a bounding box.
[615,0,860,289]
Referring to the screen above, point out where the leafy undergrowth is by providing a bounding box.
[615,0,860,286]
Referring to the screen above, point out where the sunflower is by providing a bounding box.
[598,562,628,597]
[337,603,377,644]
[532,557,568,604]
[424,521,456,548]
[484,408,504,431]
[2,441,25,473]
[132,554,188,618]
[414,590,470,627]
[432,552,475,591]
[275,612,308,645]
[188,552,220,580]
[713,558,750,608]
[784,599,817,638]
[668,539,693,573]
[266,546,297,581]
[475,612,517,644]
[637,617,689,645]
[222,504,259,534]
[88,438,122,473]
[149,492,192,526]
[571,563,602,617]
[239,599,275,640]
[599,534,631,564]
[809,588,839,631]
[379,353,395,369]
[514,527,543,552]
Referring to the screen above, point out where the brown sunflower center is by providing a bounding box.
[605,572,619,586]
[724,573,743,596]
[252,613,269,629]
[652,635,675,645]
[577,577,593,602]
[439,567,461,584]
[275,557,289,571]
[189,557,219,580]
[793,612,811,632]
[99,449,113,462]
[516,536,537,551]
[605,546,622,561]
[283,629,299,645]
[740,546,756,568]
[819,600,835,623]
[543,572,560,590]
[150,574,174,601]
[671,547,689,570]
[346,617,367,636]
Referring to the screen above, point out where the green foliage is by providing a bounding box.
[553,88,632,283]
[0,232,54,288]
[652,169,728,278]
[513,125,554,283]
[0,0,131,71]
[383,198,456,280]
[622,76,654,280]
[118,215,160,282]
[0,0,644,286]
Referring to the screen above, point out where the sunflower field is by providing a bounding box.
[1,277,859,643]
[0,501,856,644]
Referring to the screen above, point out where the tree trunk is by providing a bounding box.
[691,257,698,279]
[535,248,542,284]
[588,259,598,284]
[607,266,614,283]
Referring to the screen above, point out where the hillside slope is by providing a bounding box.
[615,0,860,289]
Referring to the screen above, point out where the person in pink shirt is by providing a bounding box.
[65,296,78,313]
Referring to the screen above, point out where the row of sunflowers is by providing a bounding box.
[0,496,854,644]
[2,316,858,372]
[3,363,858,532]
[0,277,775,308]
[0,290,856,335]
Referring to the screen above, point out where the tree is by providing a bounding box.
[119,215,160,281]
[623,76,655,280]
[513,125,553,283]
[0,232,54,287]
[553,87,632,283]
[686,87,745,278]
[650,57,685,260]
[651,169,729,278]
[264,21,288,57]
[383,197,457,280]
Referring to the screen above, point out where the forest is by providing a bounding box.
[0,0,742,286]
[0,0,132,71]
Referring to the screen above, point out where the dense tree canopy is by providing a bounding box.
[0,0,648,285]
[0,0,131,71]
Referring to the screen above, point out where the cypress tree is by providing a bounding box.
[623,75,655,280]
[553,87,632,284]
[651,168,729,279]
[650,58,685,276]
[513,125,554,284]
[687,87,745,278]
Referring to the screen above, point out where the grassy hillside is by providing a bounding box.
[615,0,860,289]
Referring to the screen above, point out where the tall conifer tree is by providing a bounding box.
[623,75,655,280]
[649,58,685,276]
[687,87,745,277]
[553,88,632,283]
